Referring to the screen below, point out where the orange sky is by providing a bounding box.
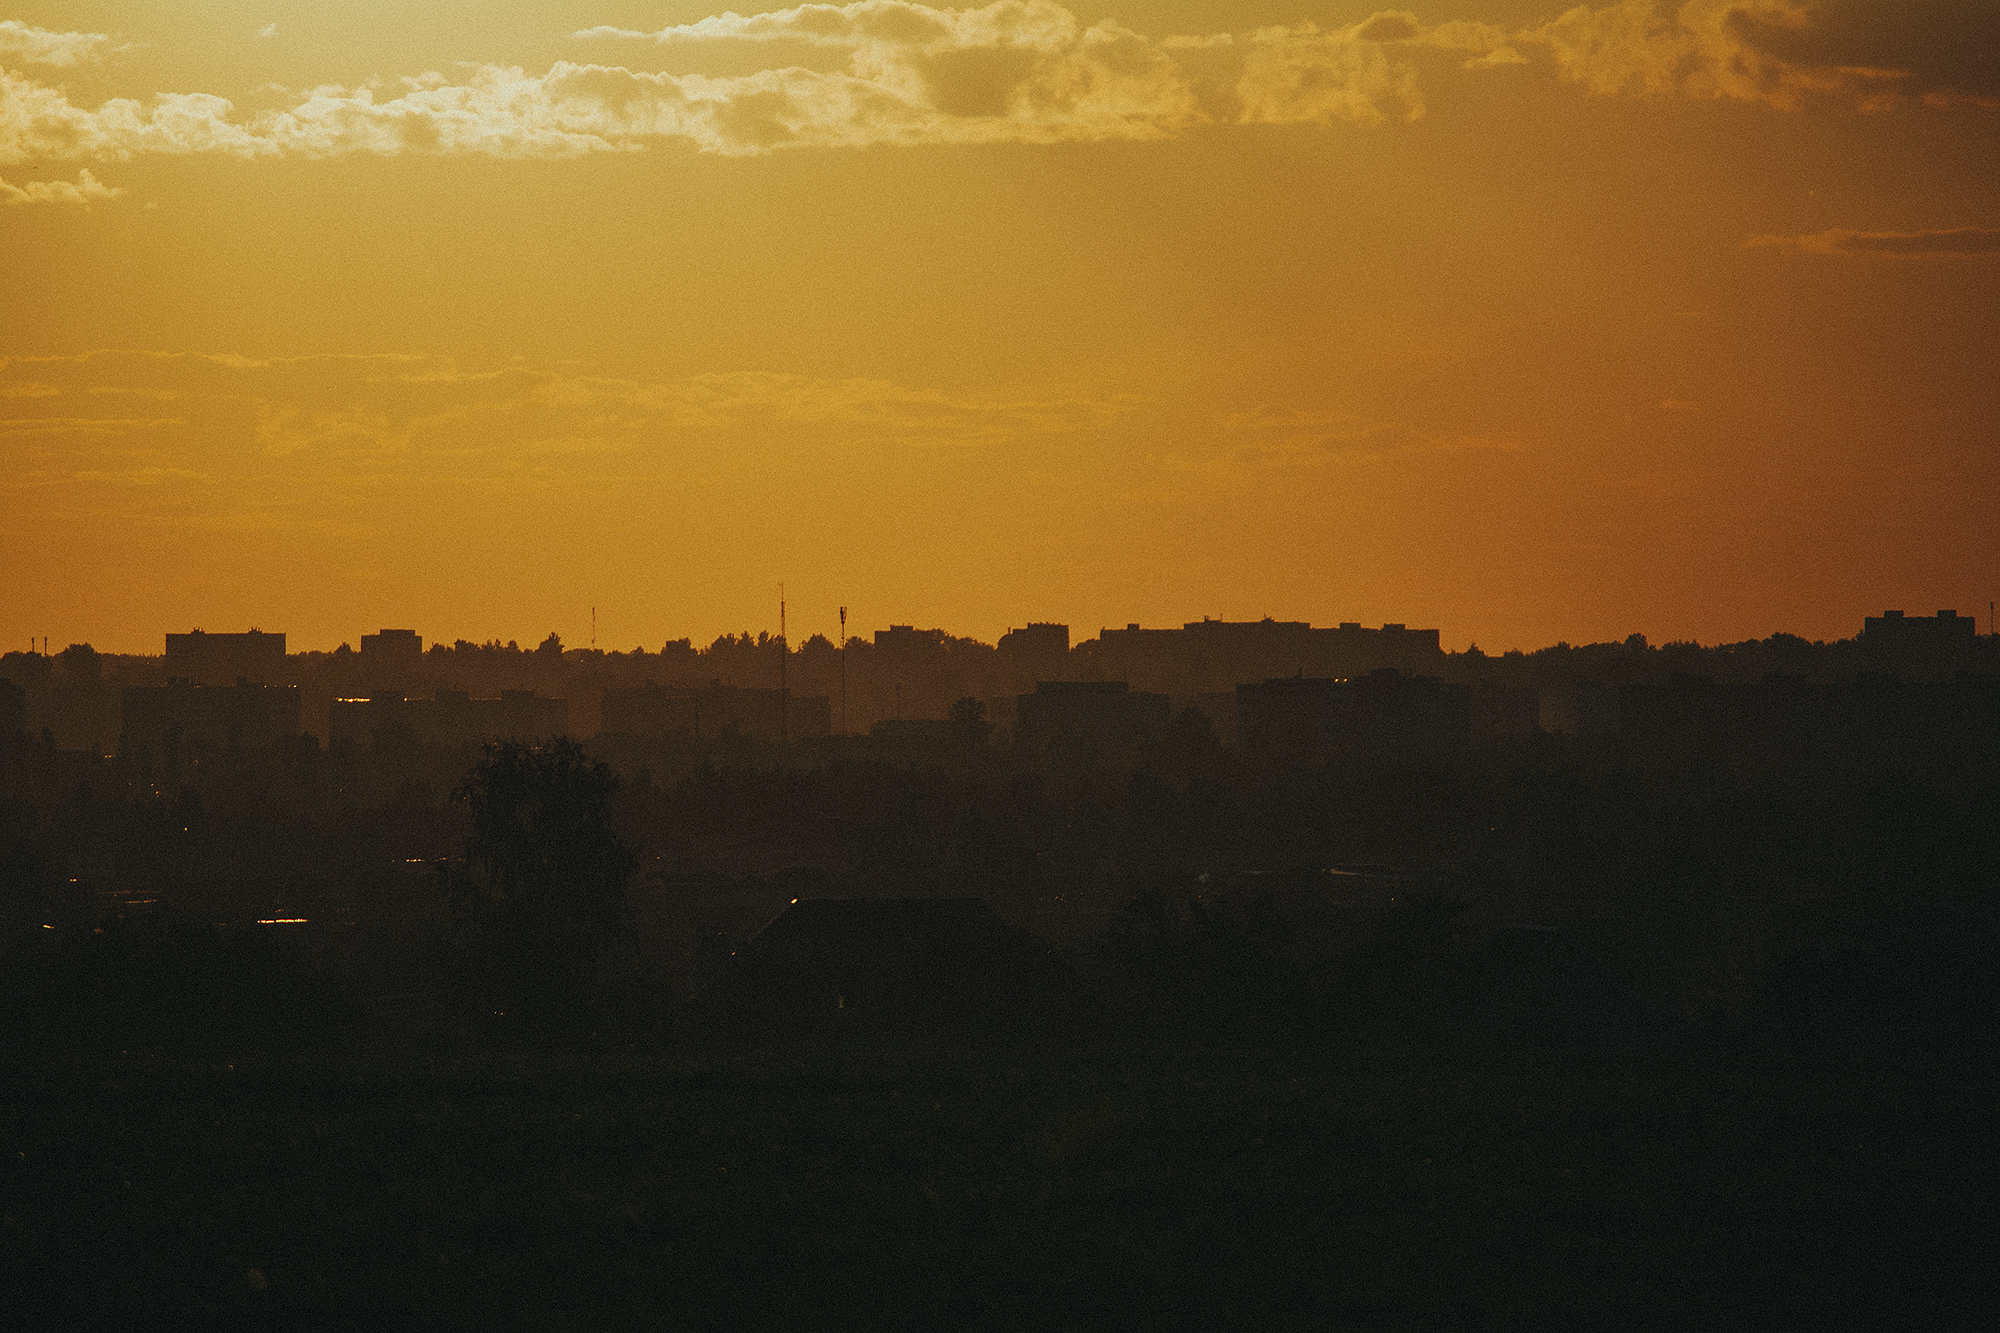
[4,2,1997,654]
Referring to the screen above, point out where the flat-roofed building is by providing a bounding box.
[359,628,423,659]
[1862,609,1977,642]
[1015,680,1170,749]
[330,688,568,751]
[599,682,830,741]
[163,629,286,685]
[1237,669,1469,765]
[996,623,1070,690]
[0,676,24,737]
[120,679,302,779]
[1083,617,1444,694]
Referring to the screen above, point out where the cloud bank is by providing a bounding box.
[1,3,1993,176]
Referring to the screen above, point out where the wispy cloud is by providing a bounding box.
[0,167,120,205]
[0,18,119,67]
[1745,226,2000,256]
[0,352,1136,485]
[1158,407,1526,487]
[0,414,183,436]
[1229,408,1520,459]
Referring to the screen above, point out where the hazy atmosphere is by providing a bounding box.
[6,2,1996,653]
[5,7,1998,1328]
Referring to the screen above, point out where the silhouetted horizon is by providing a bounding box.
[9,3,1997,1321]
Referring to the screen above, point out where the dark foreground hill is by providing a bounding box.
[2,1046,1992,1331]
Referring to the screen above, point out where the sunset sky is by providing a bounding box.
[3,2,1996,654]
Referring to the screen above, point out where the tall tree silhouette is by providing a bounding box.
[452,739,636,1024]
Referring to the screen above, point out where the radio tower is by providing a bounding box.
[839,606,848,735]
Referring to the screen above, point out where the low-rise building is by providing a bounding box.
[1862,609,1977,643]
[120,679,303,777]
[359,628,423,660]
[1237,670,1470,764]
[330,688,568,751]
[0,676,25,737]
[1015,680,1171,751]
[599,682,830,741]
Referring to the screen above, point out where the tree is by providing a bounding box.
[949,696,991,745]
[56,642,101,684]
[451,739,636,1021]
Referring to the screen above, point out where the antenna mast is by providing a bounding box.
[839,606,847,735]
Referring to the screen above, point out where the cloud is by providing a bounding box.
[1479,0,1996,111]
[0,3,1425,163]
[256,24,278,41]
[590,2,2000,119]
[559,1,1206,147]
[0,167,121,204]
[0,414,182,436]
[1726,0,2000,108]
[0,352,1136,488]
[1131,406,1519,504]
[1215,406,1523,463]
[0,53,1188,163]
[1744,225,2000,255]
[1233,17,1429,125]
[1,69,275,164]
[2,4,1991,172]
[590,2,1449,130]
[0,18,117,67]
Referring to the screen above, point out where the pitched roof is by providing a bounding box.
[682,897,1099,1045]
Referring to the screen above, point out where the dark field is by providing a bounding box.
[4,1046,1993,1330]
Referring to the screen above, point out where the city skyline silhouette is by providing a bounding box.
[5,4,1997,1327]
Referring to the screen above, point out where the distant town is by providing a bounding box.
[6,608,1993,770]
[0,606,1993,824]
[5,605,1995,1012]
